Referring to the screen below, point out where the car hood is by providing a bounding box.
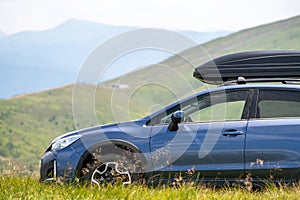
[51,117,149,144]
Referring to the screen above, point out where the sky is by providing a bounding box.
[0,0,299,34]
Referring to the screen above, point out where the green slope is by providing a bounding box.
[205,15,300,55]
[0,86,75,166]
[1,15,300,169]
[163,15,300,70]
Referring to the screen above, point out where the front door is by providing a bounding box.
[150,89,253,181]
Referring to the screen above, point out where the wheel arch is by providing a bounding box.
[76,139,147,177]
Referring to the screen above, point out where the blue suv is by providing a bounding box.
[40,50,300,186]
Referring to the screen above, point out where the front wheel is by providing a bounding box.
[81,146,145,186]
[90,159,132,186]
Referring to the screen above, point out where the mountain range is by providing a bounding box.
[0,19,230,99]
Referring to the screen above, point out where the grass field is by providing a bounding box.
[1,175,300,200]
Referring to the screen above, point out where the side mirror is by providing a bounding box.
[168,110,184,131]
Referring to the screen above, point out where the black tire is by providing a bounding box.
[81,145,145,186]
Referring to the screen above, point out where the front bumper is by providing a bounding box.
[40,151,57,181]
[40,142,86,182]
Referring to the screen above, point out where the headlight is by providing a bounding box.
[51,135,82,151]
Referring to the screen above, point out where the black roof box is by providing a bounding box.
[193,50,300,84]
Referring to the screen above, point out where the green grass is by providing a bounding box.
[1,176,300,200]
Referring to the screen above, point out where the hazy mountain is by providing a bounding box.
[0,20,134,99]
[0,19,230,99]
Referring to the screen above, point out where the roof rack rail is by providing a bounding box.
[221,77,300,86]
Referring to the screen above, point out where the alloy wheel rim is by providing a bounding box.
[91,162,131,186]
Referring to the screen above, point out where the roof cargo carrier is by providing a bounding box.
[193,50,300,85]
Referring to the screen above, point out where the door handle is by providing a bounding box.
[222,130,244,137]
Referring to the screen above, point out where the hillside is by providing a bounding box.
[161,15,300,70]
[205,15,300,55]
[1,15,300,169]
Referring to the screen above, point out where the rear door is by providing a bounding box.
[245,88,300,180]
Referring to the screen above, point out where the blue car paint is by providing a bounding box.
[150,121,247,178]
[246,118,300,179]
[40,84,300,183]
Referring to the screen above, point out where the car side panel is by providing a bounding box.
[245,119,300,180]
[150,121,247,180]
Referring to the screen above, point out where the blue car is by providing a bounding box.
[40,50,300,186]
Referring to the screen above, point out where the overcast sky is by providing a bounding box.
[0,0,299,34]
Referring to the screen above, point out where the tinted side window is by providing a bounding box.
[189,90,248,122]
[257,90,300,119]
[152,90,249,125]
